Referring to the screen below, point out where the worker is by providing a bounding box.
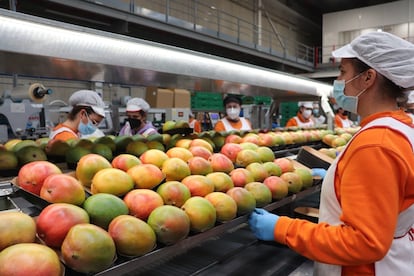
[334,106,354,128]
[188,112,202,133]
[49,90,105,141]
[285,101,315,128]
[118,97,158,137]
[249,31,414,275]
[312,102,326,126]
[213,95,252,131]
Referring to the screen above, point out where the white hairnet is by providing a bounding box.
[332,32,414,89]
[126,98,150,113]
[298,101,313,109]
[69,90,105,117]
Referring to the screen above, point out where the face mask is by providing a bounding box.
[226,107,240,120]
[313,109,320,116]
[302,109,312,119]
[78,116,97,135]
[128,118,142,129]
[333,73,367,114]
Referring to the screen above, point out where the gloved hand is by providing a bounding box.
[248,208,279,241]
[311,168,327,179]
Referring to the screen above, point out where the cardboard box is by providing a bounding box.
[145,87,173,108]
[173,89,191,108]
[296,146,334,170]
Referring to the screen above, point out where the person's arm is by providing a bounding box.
[214,120,225,131]
[118,122,130,136]
[275,131,407,265]
[194,120,202,133]
[285,117,297,127]
[53,131,78,142]
[250,128,411,273]
[334,114,343,128]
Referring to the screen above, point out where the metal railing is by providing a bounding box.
[88,0,316,67]
[315,35,414,69]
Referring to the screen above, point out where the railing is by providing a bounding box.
[87,0,316,68]
[315,35,414,69]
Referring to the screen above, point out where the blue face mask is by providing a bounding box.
[333,73,367,114]
[78,116,97,135]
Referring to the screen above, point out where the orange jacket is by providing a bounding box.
[189,118,202,133]
[285,112,313,127]
[335,113,353,128]
[50,123,78,141]
[275,110,414,275]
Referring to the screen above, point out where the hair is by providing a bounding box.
[138,110,147,119]
[67,105,94,120]
[127,109,146,119]
[351,58,405,100]
[223,95,242,106]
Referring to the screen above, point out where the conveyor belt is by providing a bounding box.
[119,221,311,276]
[1,140,324,276]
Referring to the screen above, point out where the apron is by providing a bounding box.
[119,121,157,137]
[49,126,79,139]
[338,117,352,128]
[314,117,414,276]
[293,116,314,128]
[189,120,196,129]
[221,117,251,131]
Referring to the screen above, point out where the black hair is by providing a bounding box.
[223,95,242,106]
[68,105,94,120]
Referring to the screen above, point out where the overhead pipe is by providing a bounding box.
[0,9,332,98]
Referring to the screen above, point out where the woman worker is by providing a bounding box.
[49,90,105,141]
[118,97,158,137]
[285,101,315,128]
[334,106,355,128]
[213,95,252,131]
[249,31,414,275]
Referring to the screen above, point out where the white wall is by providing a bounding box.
[322,0,414,62]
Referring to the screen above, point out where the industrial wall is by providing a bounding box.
[322,0,414,62]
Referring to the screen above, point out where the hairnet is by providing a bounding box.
[298,101,313,109]
[223,95,242,106]
[332,32,414,89]
[69,90,105,117]
[126,98,150,113]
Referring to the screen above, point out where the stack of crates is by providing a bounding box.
[279,101,299,127]
[191,92,224,111]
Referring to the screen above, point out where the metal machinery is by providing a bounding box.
[0,8,333,275]
[0,83,52,142]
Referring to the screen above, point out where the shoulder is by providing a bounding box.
[349,122,413,156]
[285,117,297,126]
[214,120,225,131]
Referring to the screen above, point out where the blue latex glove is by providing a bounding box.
[311,168,327,179]
[248,208,279,241]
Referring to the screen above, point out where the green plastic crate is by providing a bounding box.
[254,96,272,105]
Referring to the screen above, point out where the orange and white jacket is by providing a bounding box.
[335,113,354,128]
[285,112,315,128]
[274,110,414,275]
